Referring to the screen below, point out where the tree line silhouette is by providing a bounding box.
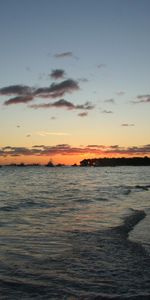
[80,156,150,167]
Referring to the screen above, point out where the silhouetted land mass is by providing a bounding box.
[55,163,65,167]
[1,157,150,168]
[1,163,41,167]
[80,156,150,167]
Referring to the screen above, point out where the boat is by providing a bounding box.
[46,160,54,167]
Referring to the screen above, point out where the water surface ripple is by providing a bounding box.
[0,166,150,299]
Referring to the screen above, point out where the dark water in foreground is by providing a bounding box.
[0,166,150,299]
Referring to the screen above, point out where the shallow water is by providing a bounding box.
[0,166,150,299]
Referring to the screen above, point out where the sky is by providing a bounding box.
[0,0,150,165]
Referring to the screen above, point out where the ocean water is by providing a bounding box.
[0,166,150,299]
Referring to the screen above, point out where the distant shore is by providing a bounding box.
[0,156,150,167]
[80,156,150,167]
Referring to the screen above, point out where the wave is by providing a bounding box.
[0,200,36,212]
[111,209,146,237]
[0,199,52,212]
[119,184,150,194]
[0,208,149,299]
[134,184,150,191]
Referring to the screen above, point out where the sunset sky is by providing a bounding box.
[0,0,150,165]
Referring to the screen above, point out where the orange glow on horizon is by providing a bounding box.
[0,152,149,166]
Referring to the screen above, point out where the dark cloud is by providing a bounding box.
[105,144,150,155]
[51,99,74,109]
[50,69,65,80]
[0,145,102,157]
[4,95,34,105]
[121,123,135,127]
[26,134,31,138]
[0,85,33,96]
[1,79,80,105]
[2,146,13,150]
[87,145,106,148]
[48,79,79,93]
[30,99,94,111]
[51,116,56,120]
[1,144,150,158]
[32,145,45,148]
[78,112,88,117]
[54,52,73,58]
[34,79,80,99]
[133,95,150,104]
[0,146,33,156]
[76,102,94,110]
[30,99,74,110]
[110,145,119,149]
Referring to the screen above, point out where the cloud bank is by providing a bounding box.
[0,144,150,158]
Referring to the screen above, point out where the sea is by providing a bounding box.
[0,166,150,299]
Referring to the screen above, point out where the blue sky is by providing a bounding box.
[0,0,150,164]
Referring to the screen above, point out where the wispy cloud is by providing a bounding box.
[78,78,88,83]
[78,112,88,117]
[36,131,70,137]
[26,67,31,72]
[101,110,113,114]
[38,72,47,81]
[106,144,150,155]
[0,144,150,158]
[50,69,65,80]
[121,123,135,127]
[116,91,125,96]
[4,95,34,105]
[87,145,106,148]
[97,64,106,69]
[104,98,115,104]
[76,102,94,110]
[30,99,94,111]
[54,52,73,58]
